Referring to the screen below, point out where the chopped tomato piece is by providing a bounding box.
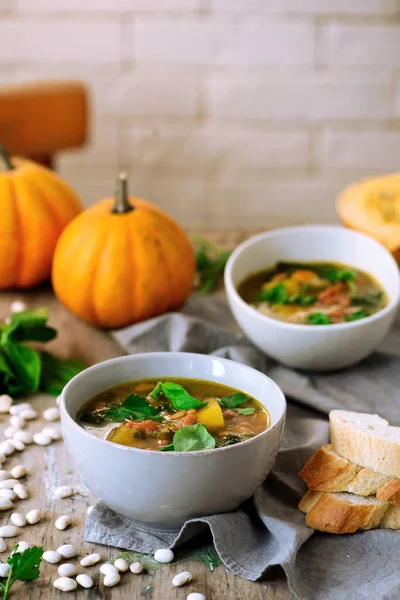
[181,413,197,426]
[126,420,159,433]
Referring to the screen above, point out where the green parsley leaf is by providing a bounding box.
[7,546,43,581]
[218,392,249,408]
[298,295,316,306]
[345,310,369,322]
[236,408,255,415]
[256,283,287,305]
[2,309,57,344]
[194,237,232,294]
[351,291,383,307]
[306,313,332,325]
[149,382,208,411]
[161,424,216,452]
[105,394,161,423]
[2,342,40,393]
[40,351,85,396]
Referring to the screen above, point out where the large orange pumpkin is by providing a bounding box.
[0,146,82,288]
[52,173,195,329]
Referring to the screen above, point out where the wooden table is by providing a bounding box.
[0,230,293,600]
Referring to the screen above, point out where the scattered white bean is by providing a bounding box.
[0,480,18,489]
[42,427,61,441]
[86,505,94,515]
[57,544,77,559]
[13,430,33,445]
[10,415,25,429]
[33,433,52,446]
[10,465,26,479]
[0,395,12,414]
[11,513,26,527]
[20,408,37,421]
[0,472,10,482]
[9,403,31,416]
[0,499,13,511]
[15,541,29,553]
[43,407,60,422]
[10,439,25,452]
[4,427,19,439]
[53,577,77,592]
[56,395,62,406]
[10,300,26,313]
[0,538,6,553]
[76,574,93,589]
[80,553,101,567]
[154,548,174,563]
[58,563,77,577]
[43,550,61,564]
[114,558,129,572]
[0,490,16,501]
[100,563,118,576]
[55,515,72,531]
[0,526,17,538]
[0,563,10,578]
[103,572,120,587]
[186,594,206,600]
[54,486,75,499]
[26,510,41,525]
[13,484,28,500]
[129,562,143,574]
[172,571,193,587]
[0,442,15,456]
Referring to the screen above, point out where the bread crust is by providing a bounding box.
[299,444,360,491]
[376,479,400,503]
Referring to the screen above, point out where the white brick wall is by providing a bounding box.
[1,2,399,228]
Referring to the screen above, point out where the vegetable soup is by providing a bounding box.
[237,261,387,325]
[77,378,269,451]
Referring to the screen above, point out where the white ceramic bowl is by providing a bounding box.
[61,352,286,530]
[225,225,400,371]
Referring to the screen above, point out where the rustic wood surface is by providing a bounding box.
[0,230,293,600]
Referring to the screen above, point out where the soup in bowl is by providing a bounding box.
[61,352,286,530]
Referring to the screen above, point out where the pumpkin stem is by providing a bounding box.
[112,172,134,214]
[0,146,14,170]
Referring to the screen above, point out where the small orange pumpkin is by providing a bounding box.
[0,146,82,288]
[52,173,195,329]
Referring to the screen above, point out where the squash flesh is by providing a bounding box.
[196,398,224,432]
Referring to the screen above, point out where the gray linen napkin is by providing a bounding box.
[85,295,400,600]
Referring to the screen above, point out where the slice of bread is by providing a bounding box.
[377,479,400,503]
[347,467,391,496]
[299,444,360,491]
[299,490,390,533]
[380,503,400,529]
[330,410,400,478]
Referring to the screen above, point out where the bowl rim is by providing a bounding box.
[224,224,400,331]
[61,352,287,456]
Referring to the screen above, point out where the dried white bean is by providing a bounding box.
[55,515,71,531]
[53,577,77,592]
[100,563,118,576]
[0,526,17,538]
[10,465,26,479]
[4,427,19,439]
[43,550,61,564]
[10,415,25,429]
[0,480,18,489]
[43,407,60,422]
[42,427,61,441]
[187,594,206,600]
[20,409,37,421]
[86,505,94,515]
[0,442,15,456]
[80,553,100,567]
[154,548,174,563]
[13,430,33,445]
[54,486,75,499]
[0,490,16,501]
[76,574,93,589]
[103,572,120,587]
[15,541,29,553]
[9,403,31,416]
[58,563,77,577]
[26,510,41,525]
[13,484,28,500]
[57,544,77,559]
[114,558,129,572]
[172,571,193,587]
[0,395,12,414]
[0,563,10,577]
[10,300,26,313]
[129,562,143,574]
[0,538,6,553]
[11,513,26,527]
[0,499,13,511]
[33,433,52,446]
[10,439,25,452]
[0,472,10,482]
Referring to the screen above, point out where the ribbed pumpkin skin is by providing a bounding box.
[52,197,195,329]
[0,157,82,288]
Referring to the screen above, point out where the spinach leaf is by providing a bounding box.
[40,352,85,396]
[345,310,369,322]
[351,291,383,307]
[105,394,162,423]
[236,408,255,415]
[0,349,24,396]
[306,313,332,325]
[256,283,287,305]
[297,295,316,306]
[215,433,254,447]
[162,424,215,452]
[2,342,40,393]
[149,382,207,410]
[2,309,57,344]
[218,392,249,408]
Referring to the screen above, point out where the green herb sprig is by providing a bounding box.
[193,237,232,294]
[0,546,43,599]
[104,394,162,423]
[306,313,332,325]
